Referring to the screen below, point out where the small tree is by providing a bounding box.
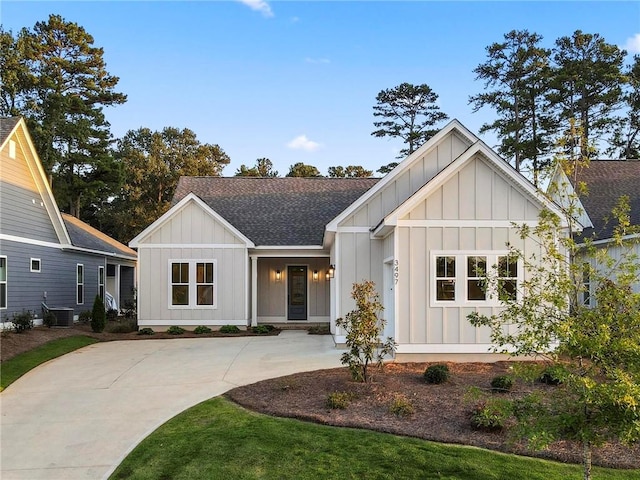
[336,281,396,383]
[91,295,106,333]
[468,155,640,480]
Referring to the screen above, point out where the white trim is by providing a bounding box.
[253,245,324,250]
[578,232,640,247]
[138,319,246,327]
[244,253,250,324]
[396,220,541,228]
[129,193,255,248]
[0,234,136,261]
[326,119,478,233]
[30,258,41,273]
[336,227,372,233]
[167,259,218,310]
[136,243,247,249]
[98,265,105,300]
[251,256,258,327]
[248,249,329,258]
[9,139,16,158]
[396,343,498,354]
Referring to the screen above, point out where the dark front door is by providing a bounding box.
[287,266,307,320]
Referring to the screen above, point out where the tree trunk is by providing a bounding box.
[583,441,592,480]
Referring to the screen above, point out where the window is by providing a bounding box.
[169,260,217,308]
[435,256,456,301]
[30,258,41,273]
[432,252,521,306]
[98,266,105,300]
[77,264,84,305]
[497,256,518,301]
[467,256,486,301]
[0,256,7,309]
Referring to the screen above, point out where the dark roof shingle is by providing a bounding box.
[173,177,380,246]
[63,214,137,259]
[574,160,640,241]
[0,117,21,145]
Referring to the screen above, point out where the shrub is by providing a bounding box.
[491,375,514,393]
[91,295,106,333]
[220,325,240,334]
[78,310,92,324]
[107,319,137,334]
[251,325,270,334]
[336,281,396,383]
[326,391,356,410]
[194,325,212,334]
[12,310,34,333]
[389,394,415,417]
[166,325,185,335]
[539,365,565,385]
[308,325,330,335]
[42,310,57,328]
[470,399,513,432]
[137,327,154,336]
[424,364,450,384]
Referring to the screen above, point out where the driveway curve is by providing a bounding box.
[1,331,341,479]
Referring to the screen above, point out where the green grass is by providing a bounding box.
[110,397,638,480]
[0,336,98,391]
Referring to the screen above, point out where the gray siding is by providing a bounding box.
[0,239,104,320]
[0,182,60,244]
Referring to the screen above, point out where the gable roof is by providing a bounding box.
[0,116,20,147]
[574,160,640,241]
[63,214,137,259]
[172,177,379,246]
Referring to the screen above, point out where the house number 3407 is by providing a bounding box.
[394,260,399,285]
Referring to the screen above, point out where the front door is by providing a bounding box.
[287,266,307,320]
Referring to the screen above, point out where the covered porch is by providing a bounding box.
[249,253,332,327]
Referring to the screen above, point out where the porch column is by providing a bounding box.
[251,256,258,327]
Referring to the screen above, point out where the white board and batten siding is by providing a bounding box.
[395,155,543,350]
[133,198,250,328]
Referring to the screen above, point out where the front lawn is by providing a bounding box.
[110,397,636,480]
[0,335,98,391]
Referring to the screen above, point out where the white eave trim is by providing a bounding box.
[577,232,640,247]
[325,119,479,233]
[129,192,255,248]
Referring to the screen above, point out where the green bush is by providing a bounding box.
[194,325,212,334]
[78,310,92,324]
[470,399,513,431]
[107,319,137,334]
[220,325,241,334]
[251,325,270,334]
[491,375,514,393]
[424,364,450,384]
[91,295,106,333]
[308,325,330,335]
[389,394,415,417]
[137,327,154,336]
[42,310,57,328]
[12,310,34,333]
[539,365,565,385]
[326,391,356,410]
[106,308,118,321]
[166,325,185,335]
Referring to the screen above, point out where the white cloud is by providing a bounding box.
[305,57,330,64]
[237,0,273,18]
[623,33,640,54]
[286,135,321,152]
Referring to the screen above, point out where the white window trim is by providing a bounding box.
[0,255,7,310]
[430,251,522,307]
[77,264,84,305]
[168,259,218,310]
[30,258,41,273]
[98,266,105,299]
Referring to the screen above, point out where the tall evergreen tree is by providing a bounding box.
[235,158,279,177]
[470,30,554,184]
[549,30,626,158]
[286,162,321,177]
[372,82,448,173]
[327,165,373,178]
[0,15,126,217]
[608,55,640,159]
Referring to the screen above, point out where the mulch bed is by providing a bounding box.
[226,362,640,470]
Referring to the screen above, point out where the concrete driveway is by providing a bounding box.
[0,331,341,479]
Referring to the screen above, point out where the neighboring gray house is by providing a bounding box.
[0,117,137,323]
[131,120,567,360]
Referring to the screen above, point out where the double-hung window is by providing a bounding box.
[98,266,105,300]
[0,256,7,309]
[169,260,216,308]
[432,252,520,306]
[77,264,84,304]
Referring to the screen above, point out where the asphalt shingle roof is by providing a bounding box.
[63,214,137,259]
[173,177,380,246]
[574,160,640,241]
[0,117,20,145]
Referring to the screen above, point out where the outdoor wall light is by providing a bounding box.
[328,264,335,278]
[275,269,281,281]
[325,272,330,281]
[313,270,319,281]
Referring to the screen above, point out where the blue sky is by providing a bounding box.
[2,1,639,176]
